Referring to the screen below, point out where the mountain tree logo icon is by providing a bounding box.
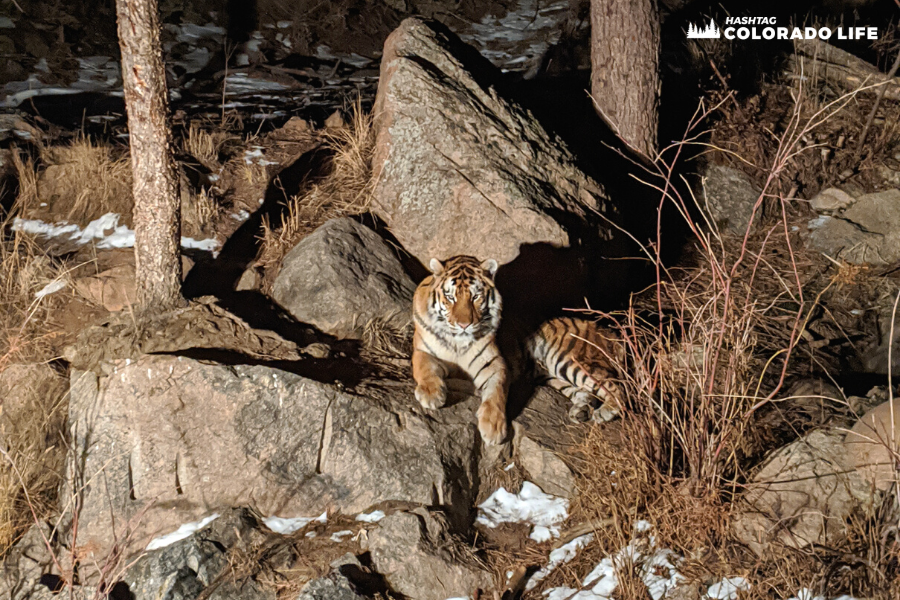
[687,19,721,39]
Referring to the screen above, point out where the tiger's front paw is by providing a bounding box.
[477,401,508,445]
[415,379,447,410]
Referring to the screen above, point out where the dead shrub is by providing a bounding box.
[36,137,133,225]
[258,100,375,288]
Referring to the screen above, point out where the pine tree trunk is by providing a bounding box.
[116,0,184,313]
[590,0,660,160]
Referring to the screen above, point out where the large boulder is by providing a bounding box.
[732,429,876,555]
[366,510,493,600]
[271,218,416,338]
[371,17,615,265]
[844,398,900,491]
[806,189,900,265]
[64,356,480,567]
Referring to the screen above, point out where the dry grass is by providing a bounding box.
[516,78,900,598]
[0,209,72,556]
[183,120,242,172]
[34,137,133,225]
[258,101,375,288]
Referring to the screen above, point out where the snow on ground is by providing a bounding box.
[329,530,354,542]
[243,146,280,166]
[146,513,220,551]
[262,511,327,535]
[13,213,219,253]
[536,523,858,600]
[527,533,594,590]
[477,481,568,542]
[355,510,386,523]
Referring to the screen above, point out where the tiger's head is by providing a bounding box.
[416,255,502,342]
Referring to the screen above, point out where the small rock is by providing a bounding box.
[701,165,761,234]
[296,554,366,600]
[324,111,345,129]
[271,218,416,339]
[809,187,856,212]
[844,398,900,491]
[367,511,492,600]
[732,429,876,556]
[514,426,576,498]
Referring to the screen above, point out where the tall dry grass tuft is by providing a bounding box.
[258,101,375,286]
[0,207,72,555]
[37,137,133,225]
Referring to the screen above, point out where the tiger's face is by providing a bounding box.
[424,256,501,341]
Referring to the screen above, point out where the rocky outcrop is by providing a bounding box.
[371,17,615,265]
[366,510,493,600]
[806,189,900,265]
[271,218,416,339]
[732,429,876,555]
[64,356,481,567]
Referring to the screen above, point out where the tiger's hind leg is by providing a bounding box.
[548,379,623,423]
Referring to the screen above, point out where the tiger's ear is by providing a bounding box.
[481,259,498,278]
[429,258,444,274]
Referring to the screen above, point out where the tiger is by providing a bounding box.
[411,255,625,445]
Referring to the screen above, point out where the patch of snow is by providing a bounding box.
[277,20,292,28]
[527,534,594,590]
[504,463,515,471]
[243,146,279,166]
[330,529,353,542]
[477,481,568,542]
[231,210,251,221]
[807,215,831,230]
[262,511,327,535]
[13,213,219,252]
[706,577,750,599]
[34,279,66,299]
[0,16,14,28]
[146,513,220,551]
[541,521,685,600]
[225,72,292,95]
[788,591,858,600]
[355,510,385,523]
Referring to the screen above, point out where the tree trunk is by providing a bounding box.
[590,0,660,160]
[116,0,183,313]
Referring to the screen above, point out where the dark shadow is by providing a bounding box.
[226,0,258,47]
[104,581,135,600]
[340,552,407,599]
[183,144,333,298]
[160,346,369,388]
[351,212,430,283]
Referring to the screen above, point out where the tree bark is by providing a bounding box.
[116,0,183,313]
[590,0,660,160]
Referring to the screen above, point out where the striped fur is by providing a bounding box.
[412,256,625,444]
[412,256,508,445]
[526,317,625,423]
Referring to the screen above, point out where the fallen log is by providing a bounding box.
[788,38,900,101]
